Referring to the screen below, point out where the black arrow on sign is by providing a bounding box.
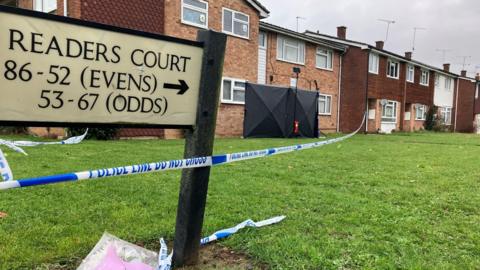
[164,80,189,95]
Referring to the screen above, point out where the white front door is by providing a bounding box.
[380,100,398,134]
[258,31,267,84]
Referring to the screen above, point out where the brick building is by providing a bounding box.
[259,22,347,133]
[307,28,459,134]
[475,76,480,133]
[454,71,477,133]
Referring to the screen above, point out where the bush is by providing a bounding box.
[0,126,27,135]
[424,106,437,131]
[67,127,118,140]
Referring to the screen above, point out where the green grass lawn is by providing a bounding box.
[1,132,480,269]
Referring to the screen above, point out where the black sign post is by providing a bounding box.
[173,30,227,267]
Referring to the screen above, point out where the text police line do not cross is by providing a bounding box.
[0,5,203,128]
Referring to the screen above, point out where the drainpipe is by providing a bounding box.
[454,77,459,132]
[364,50,370,133]
[64,0,68,16]
[401,64,407,131]
[336,54,343,133]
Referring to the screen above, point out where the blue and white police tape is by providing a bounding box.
[0,129,88,155]
[200,215,286,245]
[157,216,286,270]
[0,117,365,191]
[0,149,13,181]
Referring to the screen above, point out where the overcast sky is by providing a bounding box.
[259,0,480,76]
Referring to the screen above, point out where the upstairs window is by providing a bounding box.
[368,53,379,74]
[415,105,427,120]
[222,78,245,104]
[34,0,57,13]
[445,77,452,90]
[277,36,305,65]
[387,60,399,79]
[223,8,249,39]
[318,94,332,115]
[182,0,208,29]
[316,48,333,70]
[476,84,479,99]
[435,74,440,87]
[406,65,415,83]
[420,70,429,86]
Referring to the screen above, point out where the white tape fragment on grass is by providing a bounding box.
[157,216,285,270]
[0,149,13,181]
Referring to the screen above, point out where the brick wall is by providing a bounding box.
[164,0,261,137]
[80,0,164,34]
[455,79,475,132]
[368,57,405,101]
[264,32,341,132]
[339,46,368,133]
[405,67,435,105]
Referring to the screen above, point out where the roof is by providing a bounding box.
[246,0,270,18]
[260,22,348,52]
[305,30,462,78]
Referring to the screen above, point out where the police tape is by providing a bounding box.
[157,216,286,270]
[0,149,13,181]
[0,129,88,155]
[0,117,365,191]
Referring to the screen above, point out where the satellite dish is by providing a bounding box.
[380,99,388,106]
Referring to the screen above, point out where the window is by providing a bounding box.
[223,8,249,39]
[415,105,427,120]
[387,60,399,79]
[406,65,415,83]
[435,74,440,87]
[34,0,57,13]
[316,48,333,70]
[369,53,379,74]
[221,78,245,104]
[420,70,429,86]
[440,107,452,125]
[381,101,397,123]
[476,84,479,99]
[259,32,267,48]
[445,77,452,90]
[182,0,208,28]
[277,36,305,64]
[318,95,332,115]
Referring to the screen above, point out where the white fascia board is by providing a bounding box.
[305,33,368,49]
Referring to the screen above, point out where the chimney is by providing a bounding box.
[405,52,412,60]
[337,26,347,40]
[461,70,467,77]
[375,41,384,50]
[476,73,480,81]
[443,63,450,72]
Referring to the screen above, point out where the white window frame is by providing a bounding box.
[440,107,452,125]
[420,70,430,86]
[369,53,379,74]
[381,101,398,123]
[415,104,427,120]
[406,65,415,83]
[387,60,400,79]
[318,94,332,115]
[222,8,250,39]
[34,0,57,13]
[445,77,452,91]
[316,48,333,71]
[181,0,208,29]
[276,35,305,65]
[435,74,440,87]
[476,83,479,99]
[221,77,246,105]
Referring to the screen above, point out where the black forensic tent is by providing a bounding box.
[243,83,319,138]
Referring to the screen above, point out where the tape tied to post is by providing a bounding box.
[0,116,365,190]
